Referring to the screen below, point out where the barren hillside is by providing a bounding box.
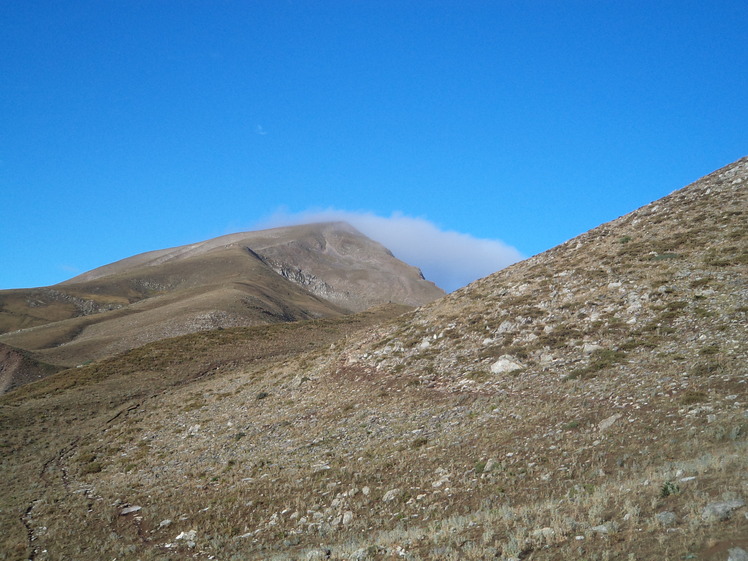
[0,222,443,378]
[0,157,745,561]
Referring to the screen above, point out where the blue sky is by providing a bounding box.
[2,1,746,292]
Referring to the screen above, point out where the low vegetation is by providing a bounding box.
[0,158,746,560]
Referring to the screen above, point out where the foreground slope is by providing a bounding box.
[0,222,443,374]
[0,158,745,561]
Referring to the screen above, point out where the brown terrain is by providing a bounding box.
[0,157,746,561]
[0,222,443,377]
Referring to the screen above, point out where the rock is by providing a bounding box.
[120,505,142,515]
[531,527,555,540]
[382,488,401,502]
[306,549,330,560]
[598,413,622,432]
[655,511,677,526]
[342,510,354,525]
[175,529,197,542]
[490,356,524,374]
[483,458,497,472]
[497,320,515,333]
[159,519,172,528]
[590,521,618,534]
[350,547,374,561]
[291,375,311,388]
[583,343,603,354]
[701,499,745,521]
[728,547,748,561]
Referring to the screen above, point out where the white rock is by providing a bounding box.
[598,413,622,432]
[497,321,515,333]
[120,506,142,515]
[490,356,524,374]
[175,529,197,542]
[382,488,401,502]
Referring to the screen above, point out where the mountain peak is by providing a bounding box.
[0,223,444,374]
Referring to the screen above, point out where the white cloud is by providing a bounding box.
[254,209,524,292]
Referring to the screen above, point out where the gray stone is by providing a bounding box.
[120,505,142,515]
[583,343,603,354]
[350,548,375,561]
[598,413,622,432]
[175,529,197,542]
[728,547,748,561]
[490,356,524,374]
[382,488,401,502]
[306,549,330,560]
[655,511,676,526]
[531,527,555,540]
[701,499,745,522]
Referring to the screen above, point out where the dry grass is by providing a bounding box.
[1,158,746,560]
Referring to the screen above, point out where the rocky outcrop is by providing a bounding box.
[0,343,60,394]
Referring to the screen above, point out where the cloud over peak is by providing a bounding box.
[255,209,524,292]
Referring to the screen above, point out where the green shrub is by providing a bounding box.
[660,480,679,497]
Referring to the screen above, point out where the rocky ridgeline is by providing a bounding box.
[355,157,747,395]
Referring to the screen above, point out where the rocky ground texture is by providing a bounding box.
[0,157,746,560]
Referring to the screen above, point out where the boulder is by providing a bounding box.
[490,356,524,374]
[701,499,745,522]
[655,511,676,526]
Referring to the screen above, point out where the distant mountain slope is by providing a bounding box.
[62,222,441,312]
[0,222,443,373]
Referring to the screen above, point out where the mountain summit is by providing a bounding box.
[0,222,443,377]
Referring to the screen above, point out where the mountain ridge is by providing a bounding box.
[0,221,443,377]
